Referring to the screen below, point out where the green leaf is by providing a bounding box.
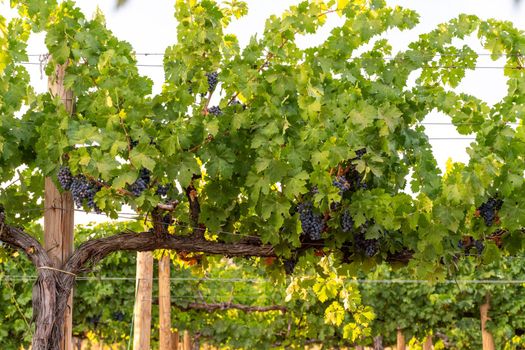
[112,170,138,189]
[129,149,156,171]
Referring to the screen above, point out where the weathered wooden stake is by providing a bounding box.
[171,330,180,349]
[159,253,172,349]
[481,294,496,350]
[45,62,74,350]
[133,251,154,349]
[422,335,433,350]
[397,328,406,350]
[183,330,192,350]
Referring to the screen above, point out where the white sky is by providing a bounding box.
[3,0,525,224]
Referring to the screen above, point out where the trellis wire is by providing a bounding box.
[16,61,525,69]
[1,276,525,284]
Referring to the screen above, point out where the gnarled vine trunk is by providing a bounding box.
[32,273,75,350]
[0,213,275,348]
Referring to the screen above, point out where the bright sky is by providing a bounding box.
[3,0,524,224]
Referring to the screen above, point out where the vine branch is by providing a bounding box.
[173,301,287,313]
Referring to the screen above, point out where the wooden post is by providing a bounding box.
[133,251,154,349]
[171,330,180,350]
[422,335,433,350]
[159,253,172,349]
[355,346,365,350]
[45,62,74,350]
[481,294,496,350]
[397,328,406,350]
[183,331,192,350]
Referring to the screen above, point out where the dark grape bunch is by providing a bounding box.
[206,71,218,91]
[474,240,484,254]
[156,184,171,196]
[130,139,139,149]
[70,175,102,213]
[57,166,73,191]
[297,202,324,240]
[208,106,222,116]
[354,231,379,257]
[58,166,102,212]
[341,210,354,232]
[458,237,485,256]
[162,213,172,227]
[283,258,297,275]
[129,168,151,196]
[477,197,503,226]
[112,311,125,322]
[330,201,340,211]
[86,314,101,328]
[333,175,350,193]
[354,148,367,159]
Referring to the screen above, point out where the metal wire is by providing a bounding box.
[1,275,525,284]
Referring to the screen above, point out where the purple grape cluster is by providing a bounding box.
[297,202,324,240]
[333,175,350,193]
[208,106,222,116]
[129,168,151,196]
[86,314,101,327]
[354,231,379,257]
[162,214,172,227]
[70,175,101,213]
[363,242,379,257]
[474,240,484,254]
[341,211,354,232]
[283,259,297,275]
[57,166,73,190]
[206,72,218,91]
[58,166,102,212]
[112,311,125,322]
[330,201,341,211]
[156,184,171,196]
[353,224,379,257]
[355,148,367,159]
[458,237,485,256]
[478,197,503,226]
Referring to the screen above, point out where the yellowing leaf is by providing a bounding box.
[324,301,345,326]
[313,278,339,302]
[237,92,248,104]
[444,157,454,178]
[336,0,349,16]
[342,322,360,341]
[0,16,9,74]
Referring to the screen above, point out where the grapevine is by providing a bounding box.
[1,0,525,347]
